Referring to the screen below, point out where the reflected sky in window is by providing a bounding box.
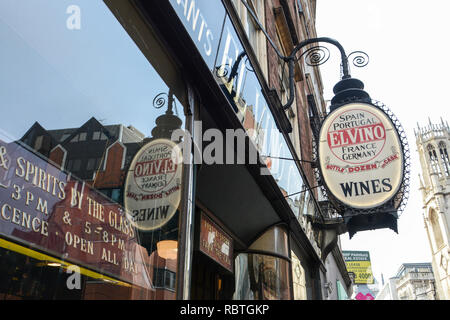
[0,0,170,140]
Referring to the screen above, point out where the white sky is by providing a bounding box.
[316,0,450,284]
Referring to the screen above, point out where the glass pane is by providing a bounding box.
[291,251,307,300]
[168,0,319,231]
[0,0,187,300]
[248,225,289,258]
[213,16,310,216]
[233,253,291,300]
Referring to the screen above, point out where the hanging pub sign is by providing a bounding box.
[315,75,410,237]
[318,102,404,209]
[124,138,183,231]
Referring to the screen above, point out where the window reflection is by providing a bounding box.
[0,0,187,300]
[234,253,291,300]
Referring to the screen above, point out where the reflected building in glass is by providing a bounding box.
[0,0,352,300]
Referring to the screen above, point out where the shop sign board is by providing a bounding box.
[318,102,404,209]
[343,250,374,284]
[199,212,233,272]
[124,138,183,231]
[0,140,152,287]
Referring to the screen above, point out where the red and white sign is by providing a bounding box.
[319,103,403,209]
[326,108,386,165]
[124,139,183,231]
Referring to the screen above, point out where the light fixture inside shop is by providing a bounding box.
[46,262,62,267]
[36,261,63,268]
[157,240,178,260]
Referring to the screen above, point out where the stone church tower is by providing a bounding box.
[415,118,450,299]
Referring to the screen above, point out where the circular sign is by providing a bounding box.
[318,103,403,209]
[124,139,183,231]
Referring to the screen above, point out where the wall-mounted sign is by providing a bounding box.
[343,251,374,284]
[318,103,403,209]
[124,138,182,231]
[199,212,233,272]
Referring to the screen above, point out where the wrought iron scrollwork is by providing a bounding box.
[348,51,369,68]
[296,45,331,67]
[152,91,178,116]
[215,63,231,78]
[153,92,168,109]
[244,57,254,73]
[372,99,411,217]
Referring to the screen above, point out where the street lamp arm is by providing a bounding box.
[290,37,350,78]
[282,37,350,111]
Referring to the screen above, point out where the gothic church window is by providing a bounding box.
[438,141,449,176]
[427,144,442,177]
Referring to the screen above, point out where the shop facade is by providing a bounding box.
[0,0,351,300]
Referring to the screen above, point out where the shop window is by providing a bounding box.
[0,0,190,300]
[211,10,310,216]
[234,226,291,300]
[336,280,349,300]
[98,188,121,202]
[233,253,291,300]
[291,251,307,300]
[248,225,289,258]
